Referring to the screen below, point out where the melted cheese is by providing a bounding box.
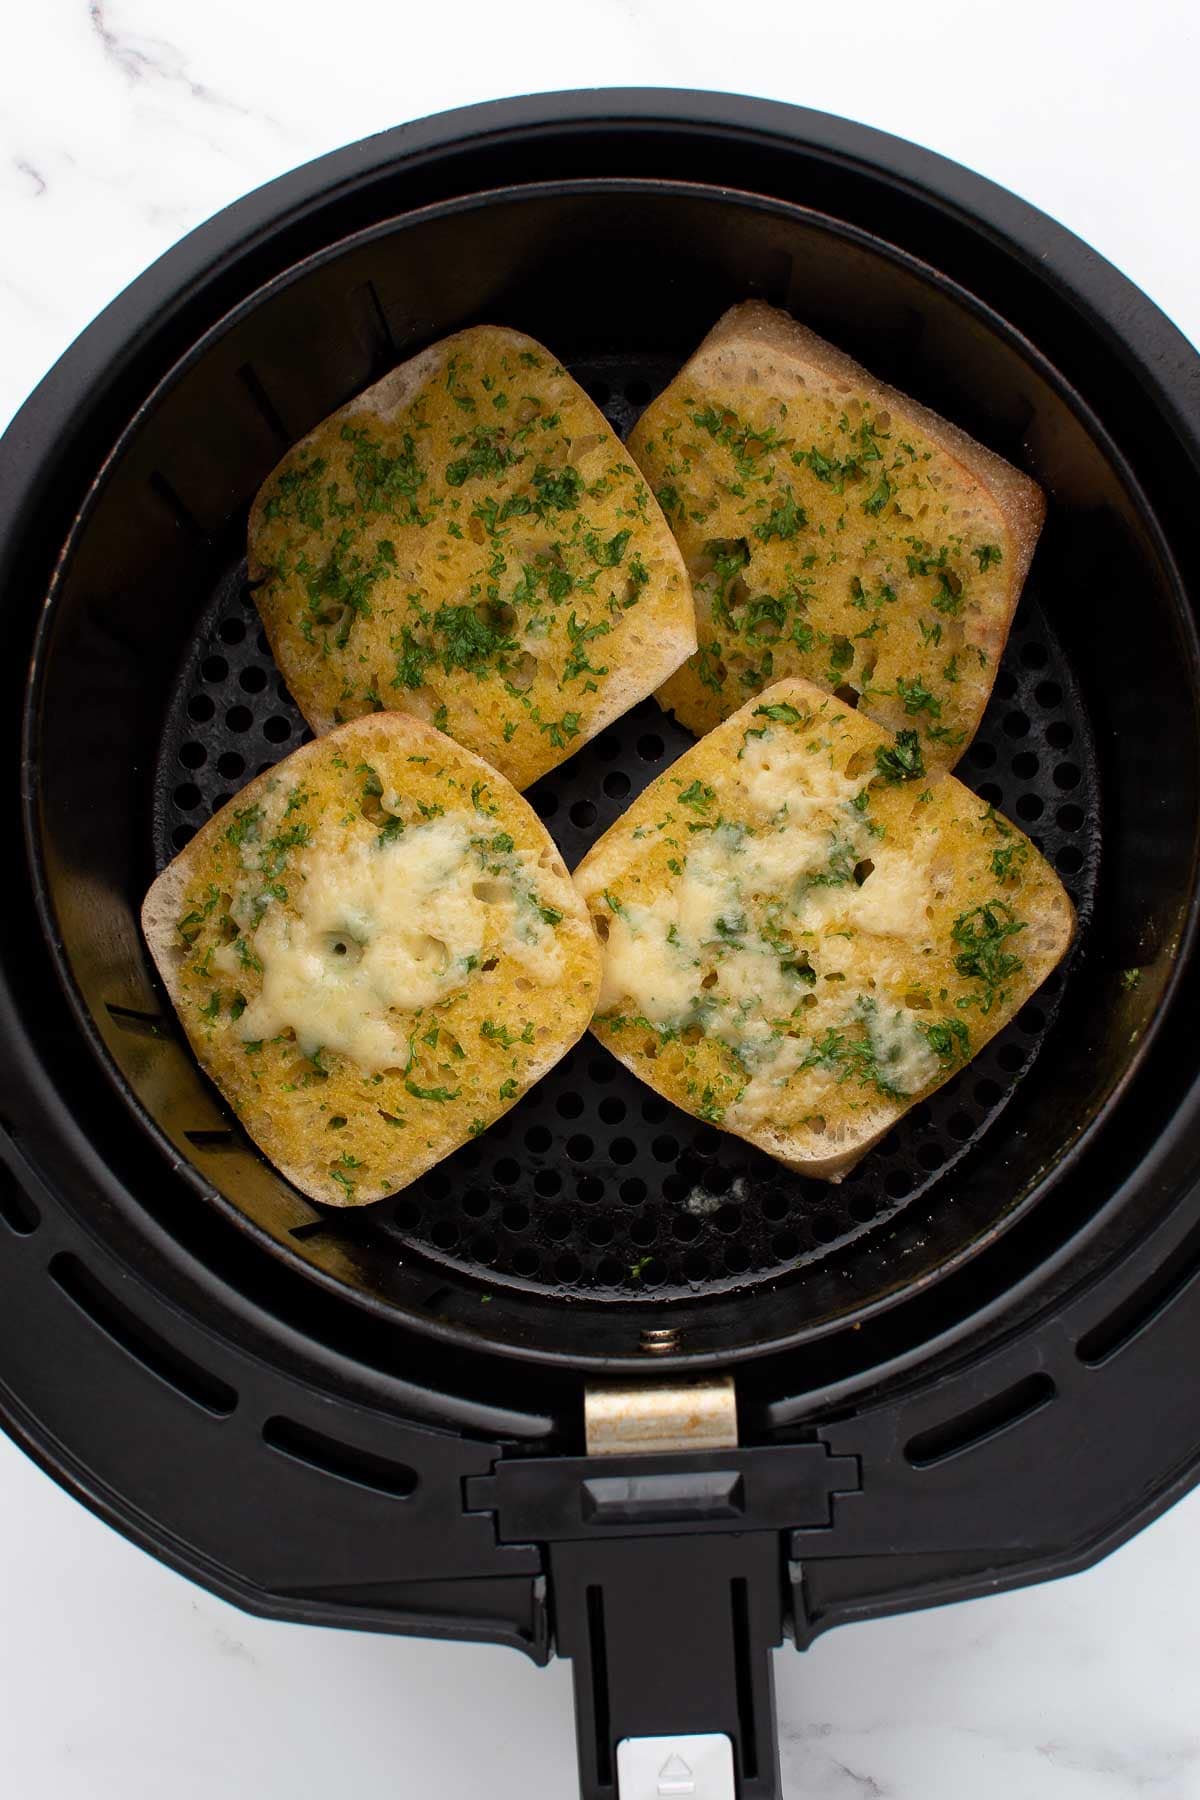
[599,829,743,1019]
[598,904,698,1021]
[726,1036,813,1130]
[598,827,816,1048]
[736,731,860,821]
[740,821,832,891]
[728,1001,938,1130]
[506,918,566,983]
[235,819,486,1069]
[596,720,943,1118]
[864,1003,941,1094]
[845,847,931,939]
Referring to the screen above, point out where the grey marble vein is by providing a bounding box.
[14,160,46,197]
[827,1756,887,1798]
[782,1723,892,1797]
[87,1,242,112]
[1035,1733,1200,1790]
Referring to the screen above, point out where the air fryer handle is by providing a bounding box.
[551,1531,784,1798]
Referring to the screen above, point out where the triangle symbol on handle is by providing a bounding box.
[657,1752,696,1796]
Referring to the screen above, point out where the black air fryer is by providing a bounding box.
[4,91,1200,1800]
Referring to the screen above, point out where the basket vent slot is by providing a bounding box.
[355,278,396,367]
[586,1586,612,1789]
[288,1217,337,1241]
[105,1003,166,1039]
[0,1164,39,1236]
[237,362,290,445]
[146,469,204,538]
[1077,1223,1200,1366]
[183,1128,240,1152]
[904,1371,1056,1468]
[49,1253,236,1416]
[731,1577,759,1779]
[262,1416,418,1498]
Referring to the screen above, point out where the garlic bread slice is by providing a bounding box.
[143,714,601,1206]
[574,677,1072,1179]
[249,325,696,788]
[628,301,1044,766]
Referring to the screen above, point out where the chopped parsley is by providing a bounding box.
[691,405,785,478]
[297,529,396,648]
[980,804,1028,883]
[531,463,582,514]
[951,901,1027,1011]
[341,425,424,514]
[263,457,327,529]
[753,701,803,725]
[754,488,806,542]
[922,1017,971,1063]
[445,428,516,487]
[404,1079,461,1103]
[537,712,582,749]
[697,639,727,692]
[678,779,716,810]
[585,528,632,566]
[225,805,263,850]
[799,1026,903,1099]
[862,472,891,516]
[177,884,221,945]
[562,612,612,684]
[481,1017,535,1048]
[991,841,1029,883]
[472,493,532,536]
[930,575,964,618]
[894,675,942,718]
[428,603,517,675]
[874,729,926,783]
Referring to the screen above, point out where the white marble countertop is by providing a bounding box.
[4,4,1200,1796]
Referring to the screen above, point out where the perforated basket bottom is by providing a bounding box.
[152,358,1100,1302]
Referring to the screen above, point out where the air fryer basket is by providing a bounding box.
[8,92,1200,1800]
[24,177,1197,1365]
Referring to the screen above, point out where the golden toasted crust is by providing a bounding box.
[142,714,601,1206]
[574,677,1072,1179]
[248,325,696,789]
[629,301,1045,767]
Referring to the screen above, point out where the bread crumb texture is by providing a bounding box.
[249,325,696,788]
[142,714,601,1206]
[574,677,1072,1179]
[629,301,1044,767]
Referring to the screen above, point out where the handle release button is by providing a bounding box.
[616,1734,735,1800]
